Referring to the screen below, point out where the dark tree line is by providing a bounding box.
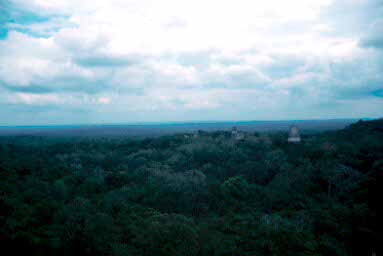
[0,119,382,255]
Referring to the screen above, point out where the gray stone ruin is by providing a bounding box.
[232,126,238,136]
[232,126,245,141]
[183,131,198,139]
[288,125,301,143]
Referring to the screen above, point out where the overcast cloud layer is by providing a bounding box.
[0,0,382,125]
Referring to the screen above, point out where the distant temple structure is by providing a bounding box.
[288,126,301,143]
[232,126,238,136]
[232,126,245,141]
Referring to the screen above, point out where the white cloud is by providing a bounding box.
[97,97,111,104]
[10,93,62,105]
[0,0,382,124]
[360,19,383,49]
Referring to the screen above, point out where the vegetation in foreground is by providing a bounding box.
[0,119,382,255]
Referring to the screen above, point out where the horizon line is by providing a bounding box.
[0,117,373,128]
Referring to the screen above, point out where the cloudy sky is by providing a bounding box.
[0,0,382,125]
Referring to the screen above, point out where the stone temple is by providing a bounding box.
[231,126,238,136]
[232,126,245,140]
[288,126,301,143]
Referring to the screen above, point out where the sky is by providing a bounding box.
[0,0,382,125]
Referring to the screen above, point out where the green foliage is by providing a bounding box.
[1,119,382,255]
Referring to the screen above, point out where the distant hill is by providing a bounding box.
[343,118,383,133]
